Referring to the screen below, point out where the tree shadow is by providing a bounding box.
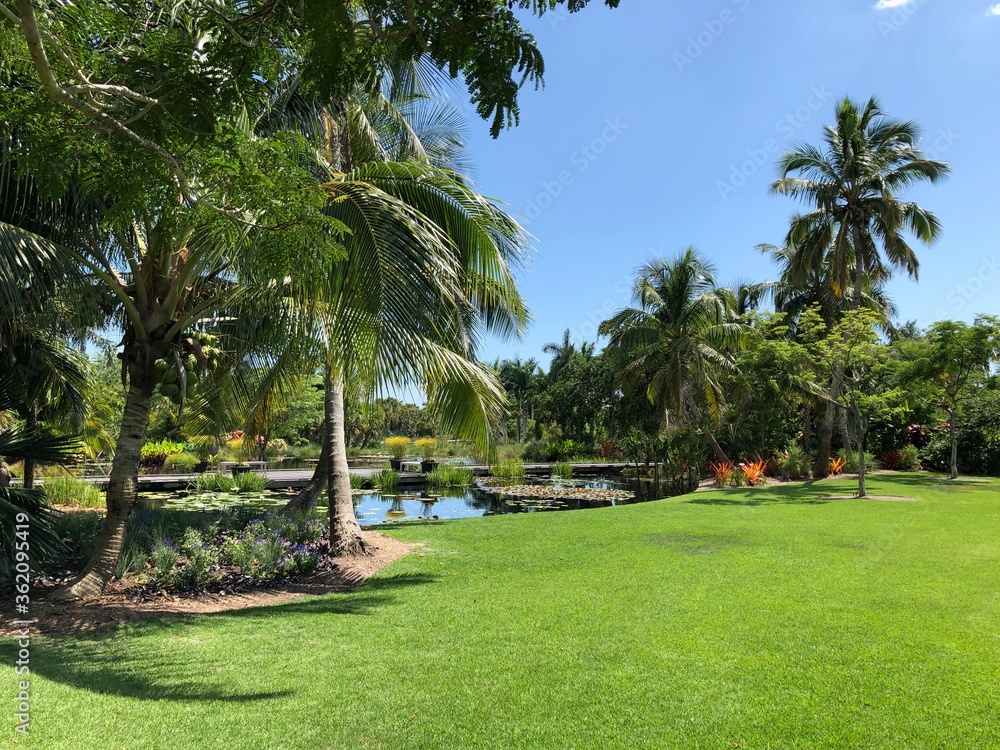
[687,481,836,507]
[9,572,439,702]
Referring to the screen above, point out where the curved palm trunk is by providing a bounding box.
[54,358,155,599]
[684,393,731,464]
[280,426,329,514]
[326,371,371,557]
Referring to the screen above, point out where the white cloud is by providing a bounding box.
[988,3,1000,15]
[875,0,913,9]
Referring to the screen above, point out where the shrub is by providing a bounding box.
[426,464,475,488]
[837,449,876,475]
[349,473,366,489]
[898,444,922,472]
[385,437,410,460]
[164,452,200,473]
[709,461,735,487]
[550,462,574,479]
[372,468,400,492]
[42,476,104,508]
[596,441,623,460]
[779,445,812,480]
[522,440,546,462]
[139,440,185,471]
[150,540,179,583]
[740,459,768,487]
[414,438,437,457]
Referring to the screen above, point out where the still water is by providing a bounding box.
[138,480,677,524]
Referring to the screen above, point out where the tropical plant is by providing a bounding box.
[426,465,476,489]
[740,459,768,487]
[385,437,412,461]
[414,438,437,458]
[708,461,736,488]
[371,469,400,493]
[599,249,751,463]
[779,445,812,481]
[771,96,950,478]
[829,456,847,476]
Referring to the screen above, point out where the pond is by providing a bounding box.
[136,478,685,523]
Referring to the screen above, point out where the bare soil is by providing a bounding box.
[2,532,412,636]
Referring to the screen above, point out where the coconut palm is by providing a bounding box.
[599,249,750,463]
[771,96,950,306]
[232,84,528,554]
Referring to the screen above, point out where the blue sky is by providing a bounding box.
[458,0,1000,366]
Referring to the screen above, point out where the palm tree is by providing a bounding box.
[543,330,577,380]
[599,249,750,463]
[497,358,541,443]
[236,85,528,554]
[770,96,949,476]
[771,95,950,306]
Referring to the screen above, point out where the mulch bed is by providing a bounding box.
[1,532,412,636]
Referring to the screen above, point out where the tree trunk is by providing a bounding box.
[838,404,852,455]
[683,392,731,464]
[814,366,844,479]
[22,407,37,490]
[53,357,155,600]
[949,409,959,480]
[327,372,371,557]
[856,420,868,499]
[281,423,329,514]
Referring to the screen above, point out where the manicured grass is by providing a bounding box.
[5,474,1000,748]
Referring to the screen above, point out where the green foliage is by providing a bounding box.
[190,472,234,493]
[897,445,922,472]
[492,458,526,480]
[919,388,1000,476]
[838,449,876,475]
[779,445,812,481]
[384,437,411,461]
[139,440,185,469]
[371,469,400,493]
[426,465,476,489]
[164,452,200,473]
[550,462,574,479]
[349,473,366,490]
[231,471,269,494]
[150,540,179,584]
[42,476,104,508]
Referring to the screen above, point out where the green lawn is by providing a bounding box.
[5,474,1000,749]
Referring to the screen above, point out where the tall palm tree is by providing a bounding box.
[237,85,529,554]
[771,96,950,306]
[497,357,541,443]
[543,330,577,380]
[599,249,750,463]
[770,96,949,476]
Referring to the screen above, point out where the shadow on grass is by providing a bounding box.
[687,481,836,507]
[10,573,439,702]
